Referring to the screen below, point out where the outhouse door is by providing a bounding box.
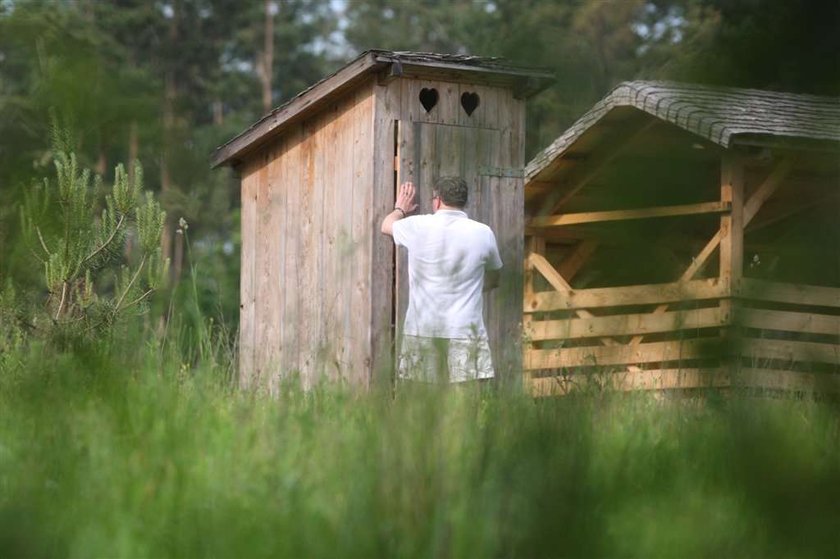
[394,120,508,376]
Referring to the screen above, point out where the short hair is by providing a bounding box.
[433,176,468,208]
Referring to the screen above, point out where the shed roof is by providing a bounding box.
[212,49,553,168]
[527,81,840,181]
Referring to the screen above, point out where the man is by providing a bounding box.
[380,177,502,384]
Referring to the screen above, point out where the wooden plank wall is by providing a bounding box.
[239,158,260,389]
[244,84,377,390]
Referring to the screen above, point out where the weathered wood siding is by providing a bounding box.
[242,74,528,390]
[242,84,377,390]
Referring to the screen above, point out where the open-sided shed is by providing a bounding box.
[213,50,551,390]
[523,81,840,395]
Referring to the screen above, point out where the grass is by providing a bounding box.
[1,337,839,558]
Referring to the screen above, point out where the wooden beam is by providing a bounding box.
[525,307,723,341]
[745,189,838,234]
[528,252,571,290]
[739,278,840,308]
[526,252,619,346]
[630,157,794,344]
[525,338,720,370]
[742,158,793,225]
[529,201,730,228]
[738,308,840,336]
[719,153,745,291]
[529,367,840,396]
[557,240,598,282]
[741,338,840,366]
[525,277,725,312]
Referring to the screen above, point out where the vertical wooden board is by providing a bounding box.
[316,106,332,383]
[338,89,373,385]
[483,128,507,379]
[349,86,375,387]
[276,127,297,380]
[261,143,284,391]
[270,131,293,393]
[326,96,349,382]
[253,154,272,387]
[435,80,460,125]
[720,153,745,290]
[284,122,305,382]
[303,109,326,386]
[239,160,259,388]
[371,79,400,387]
[489,95,524,383]
[252,160,266,384]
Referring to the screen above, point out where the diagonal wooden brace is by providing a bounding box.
[629,157,793,345]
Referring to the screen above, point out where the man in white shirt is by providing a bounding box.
[380,177,503,383]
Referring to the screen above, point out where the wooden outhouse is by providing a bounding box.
[213,50,552,390]
[523,81,840,396]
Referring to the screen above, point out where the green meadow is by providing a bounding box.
[1,335,838,558]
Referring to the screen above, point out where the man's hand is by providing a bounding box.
[381,182,419,236]
[395,182,418,214]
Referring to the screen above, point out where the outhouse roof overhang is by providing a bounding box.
[212,49,554,169]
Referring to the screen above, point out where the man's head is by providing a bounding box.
[432,176,468,209]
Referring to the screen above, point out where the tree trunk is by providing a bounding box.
[161,1,179,284]
[125,121,139,260]
[258,0,275,114]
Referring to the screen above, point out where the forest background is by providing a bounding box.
[1,2,839,557]
[2,0,838,336]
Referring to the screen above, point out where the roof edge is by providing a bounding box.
[212,50,555,168]
[211,51,383,168]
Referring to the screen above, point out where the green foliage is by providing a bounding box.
[0,340,838,557]
[19,141,167,341]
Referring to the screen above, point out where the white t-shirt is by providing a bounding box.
[392,210,503,339]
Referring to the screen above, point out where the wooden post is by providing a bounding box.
[719,152,745,371]
[523,236,545,391]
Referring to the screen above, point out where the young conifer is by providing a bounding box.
[20,129,168,341]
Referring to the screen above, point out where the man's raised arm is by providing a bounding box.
[380,182,418,236]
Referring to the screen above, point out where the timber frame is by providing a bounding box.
[523,82,840,396]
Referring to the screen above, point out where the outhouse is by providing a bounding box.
[523,81,840,396]
[213,50,552,390]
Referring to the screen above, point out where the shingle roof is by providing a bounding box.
[527,81,840,180]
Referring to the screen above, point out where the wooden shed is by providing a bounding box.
[523,81,840,396]
[213,50,552,390]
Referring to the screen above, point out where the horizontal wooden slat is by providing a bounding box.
[739,278,840,308]
[529,367,840,396]
[738,308,840,336]
[525,278,725,312]
[528,201,730,228]
[741,338,840,365]
[525,307,724,341]
[525,338,720,370]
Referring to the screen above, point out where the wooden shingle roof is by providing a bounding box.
[527,81,840,180]
[213,49,553,168]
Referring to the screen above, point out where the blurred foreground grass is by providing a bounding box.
[1,343,838,558]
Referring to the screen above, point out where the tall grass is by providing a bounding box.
[1,330,838,558]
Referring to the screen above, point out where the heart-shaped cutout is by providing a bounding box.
[460,92,480,116]
[419,88,438,112]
